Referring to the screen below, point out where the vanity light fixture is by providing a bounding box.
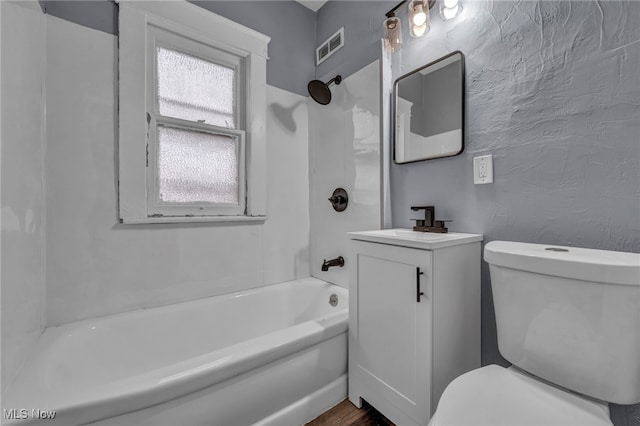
[383,0,461,52]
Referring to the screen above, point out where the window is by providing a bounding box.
[117,1,270,223]
[148,28,246,216]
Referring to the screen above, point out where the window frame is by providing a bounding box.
[117,0,270,224]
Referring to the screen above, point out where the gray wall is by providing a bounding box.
[315,0,395,80]
[39,0,316,96]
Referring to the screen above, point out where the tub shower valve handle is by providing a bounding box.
[328,194,345,204]
[328,188,348,212]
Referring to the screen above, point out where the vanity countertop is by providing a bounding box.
[348,228,483,250]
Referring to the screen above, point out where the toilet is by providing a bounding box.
[429,241,640,426]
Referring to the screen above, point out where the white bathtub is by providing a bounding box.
[3,277,348,426]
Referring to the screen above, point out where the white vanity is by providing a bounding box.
[347,229,483,425]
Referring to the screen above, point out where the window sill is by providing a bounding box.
[120,215,267,225]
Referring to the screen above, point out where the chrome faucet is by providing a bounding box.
[321,256,344,271]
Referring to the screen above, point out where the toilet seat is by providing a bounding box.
[429,365,612,426]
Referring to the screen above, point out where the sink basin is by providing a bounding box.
[348,228,483,250]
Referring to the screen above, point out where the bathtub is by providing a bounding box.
[3,277,348,426]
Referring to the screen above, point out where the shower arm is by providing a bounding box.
[326,76,342,87]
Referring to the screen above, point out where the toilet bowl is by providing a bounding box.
[430,241,640,426]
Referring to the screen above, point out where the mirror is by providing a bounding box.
[393,51,464,163]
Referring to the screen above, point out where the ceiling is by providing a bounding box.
[295,0,328,12]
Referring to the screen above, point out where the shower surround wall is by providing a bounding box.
[43,14,311,325]
[1,0,46,393]
[25,1,384,321]
[309,61,382,287]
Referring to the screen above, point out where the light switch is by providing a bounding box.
[473,155,493,184]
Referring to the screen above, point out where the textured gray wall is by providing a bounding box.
[39,0,316,96]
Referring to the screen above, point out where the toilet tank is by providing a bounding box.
[485,241,640,404]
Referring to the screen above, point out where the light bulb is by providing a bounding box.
[412,3,427,26]
[412,23,427,37]
[440,0,462,21]
[408,0,430,38]
[442,5,460,20]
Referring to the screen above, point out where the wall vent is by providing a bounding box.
[316,27,344,65]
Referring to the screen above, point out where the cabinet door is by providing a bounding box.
[349,241,433,425]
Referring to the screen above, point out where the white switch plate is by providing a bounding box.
[473,155,493,184]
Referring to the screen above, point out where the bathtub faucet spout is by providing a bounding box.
[321,256,344,272]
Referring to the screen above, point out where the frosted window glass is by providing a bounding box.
[157,126,239,204]
[157,47,236,128]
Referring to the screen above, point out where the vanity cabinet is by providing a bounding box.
[348,230,482,426]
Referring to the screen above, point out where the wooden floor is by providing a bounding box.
[305,399,395,426]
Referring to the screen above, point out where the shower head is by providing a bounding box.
[307,75,342,105]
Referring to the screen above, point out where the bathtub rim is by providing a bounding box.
[48,276,347,329]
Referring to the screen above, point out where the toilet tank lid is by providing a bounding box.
[484,241,640,286]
